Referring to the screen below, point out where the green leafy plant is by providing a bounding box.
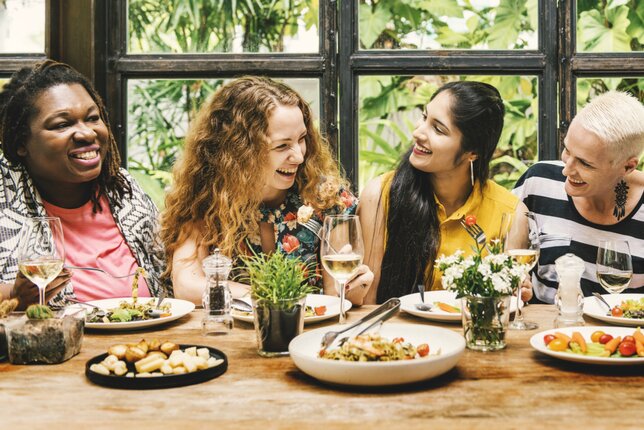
[25,304,54,320]
[240,251,317,303]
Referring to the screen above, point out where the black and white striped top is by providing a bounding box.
[513,161,644,303]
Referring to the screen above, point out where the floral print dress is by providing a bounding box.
[247,185,357,290]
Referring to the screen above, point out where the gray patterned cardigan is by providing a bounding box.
[0,153,168,305]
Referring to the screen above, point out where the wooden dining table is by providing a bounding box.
[0,304,641,429]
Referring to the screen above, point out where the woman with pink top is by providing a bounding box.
[0,60,165,309]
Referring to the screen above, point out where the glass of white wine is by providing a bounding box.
[17,217,65,306]
[320,215,364,324]
[596,240,632,295]
[506,211,540,330]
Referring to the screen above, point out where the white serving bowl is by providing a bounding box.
[289,323,465,386]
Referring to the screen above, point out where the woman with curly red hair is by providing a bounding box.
[161,76,373,304]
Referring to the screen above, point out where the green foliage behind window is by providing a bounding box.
[358,0,538,50]
[128,0,319,53]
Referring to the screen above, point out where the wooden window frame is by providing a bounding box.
[1,0,642,187]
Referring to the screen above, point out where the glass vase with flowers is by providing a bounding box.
[436,216,527,351]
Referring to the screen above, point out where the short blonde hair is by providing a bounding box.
[575,90,644,164]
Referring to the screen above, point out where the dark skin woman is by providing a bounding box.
[0,60,164,309]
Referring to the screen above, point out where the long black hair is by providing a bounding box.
[376,81,505,303]
[0,60,130,211]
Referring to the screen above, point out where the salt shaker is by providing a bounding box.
[553,253,585,327]
[202,248,233,335]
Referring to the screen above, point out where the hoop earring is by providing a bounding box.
[613,179,629,220]
[470,159,475,187]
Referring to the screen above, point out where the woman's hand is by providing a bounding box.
[520,276,534,303]
[344,264,374,295]
[13,269,72,310]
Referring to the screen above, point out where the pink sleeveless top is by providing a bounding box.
[42,196,150,302]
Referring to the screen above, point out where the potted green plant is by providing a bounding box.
[241,251,317,357]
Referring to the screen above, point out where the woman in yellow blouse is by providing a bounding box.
[358,81,531,305]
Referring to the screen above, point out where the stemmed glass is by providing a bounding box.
[320,215,364,324]
[17,217,65,306]
[506,211,540,330]
[596,240,632,294]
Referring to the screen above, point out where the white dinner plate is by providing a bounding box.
[529,326,644,366]
[583,293,644,327]
[289,323,465,386]
[232,294,352,325]
[400,291,517,323]
[84,298,195,330]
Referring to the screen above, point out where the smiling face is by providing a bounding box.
[18,83,108,193]
[261,104,307,203]
[561,118,629,199]
[409,91,472,175]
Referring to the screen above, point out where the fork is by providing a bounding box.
[592,292,611,312]
[460,219,491,253]
[155,285,167,310]
[299,218,338,254]
[320,298,400,350]
[415,283,431,312]
[65,265,137,279]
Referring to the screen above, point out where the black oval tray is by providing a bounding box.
[85,344,227,389]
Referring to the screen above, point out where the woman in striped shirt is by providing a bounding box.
[513,91,644,303]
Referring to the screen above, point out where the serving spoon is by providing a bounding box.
[320,298,400,351]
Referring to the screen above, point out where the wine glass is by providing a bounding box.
[17,217,65,306]
[506,211,540,330]
[596,240,632,295]
[320,215,364,324]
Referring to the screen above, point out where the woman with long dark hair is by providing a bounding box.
[358,80,530,304]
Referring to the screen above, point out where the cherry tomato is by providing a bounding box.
[543,334,556,345]
[598,334,614,344]
[314,305,327,316]
[611,306,624,317]
[618,341,636,357]
[416,343,430,357]
[548,338,568,352]
[622,335,635,344]
[590,330,605,343]
[464,215,477,227]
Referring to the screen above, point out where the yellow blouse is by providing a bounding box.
[381,171,519,290]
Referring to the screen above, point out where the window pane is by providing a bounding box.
[127,0,319,54]
[0,0,45,54]
[576,77,644,106]
[127,78,320,207]
[357,75,538,191]
[577,0,643,52]
[358,0,537,50]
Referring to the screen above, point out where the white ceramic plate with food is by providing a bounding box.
[289,323,465,386]
[583,294,644,327]
[400,291,517,323]
[84,298,195,330]
[529,326,644,366]
[232,294,352,325]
